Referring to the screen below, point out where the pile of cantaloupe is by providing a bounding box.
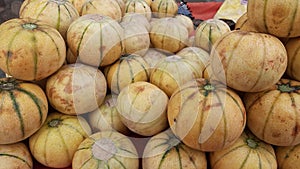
[0,0,299,169]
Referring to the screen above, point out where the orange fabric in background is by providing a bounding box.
[188,2,223,20]
[33,2,222,169]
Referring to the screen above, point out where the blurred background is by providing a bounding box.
[0,0,225,23]
[0,0,23,23]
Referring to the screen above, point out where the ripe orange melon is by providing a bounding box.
[88,94,130,134]
[285,37,300,81]
[142,48,167,75]
[120,22,150,56]
[67,14,124,67]
[104,54,150,94]
[0,142,33,169]
[116,81,169,136]
[210,30,287,92]
[46,63,107,115]
[235,13,259,32]
[150,0,178,18]
[72,131,139,169]
[244,78,300,146]
[81,0,123,21]
[175,14,195,37]
[150,17,189,53]
[168,78,246,151]
[29,112,92,168]
[176,46,210,75]
[210,130,277,169]
[0,18,66,81]
[143,129,207,169]
[247,0,300,37]
[0,78,48,144]
[19,0,79,39]
[276,143,300,169]
[150,55,202,97]
[125,0,152,21]
[194,19,231,52]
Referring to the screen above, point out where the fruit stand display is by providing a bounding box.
[1,0,300,169]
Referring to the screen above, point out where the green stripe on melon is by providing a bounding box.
[0,78,48,144]
[0,154,32,168]
[0,18,66,81]
[29,112,92,168]
[244,79,300,146]
[143,129,207,169]
[209,130,277,169]
[9,86,46,137]
[67,14,124,67]
[0,143,33,169]
[72,131,139,169]
[105,54,150,94]
[168,78,246,151]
